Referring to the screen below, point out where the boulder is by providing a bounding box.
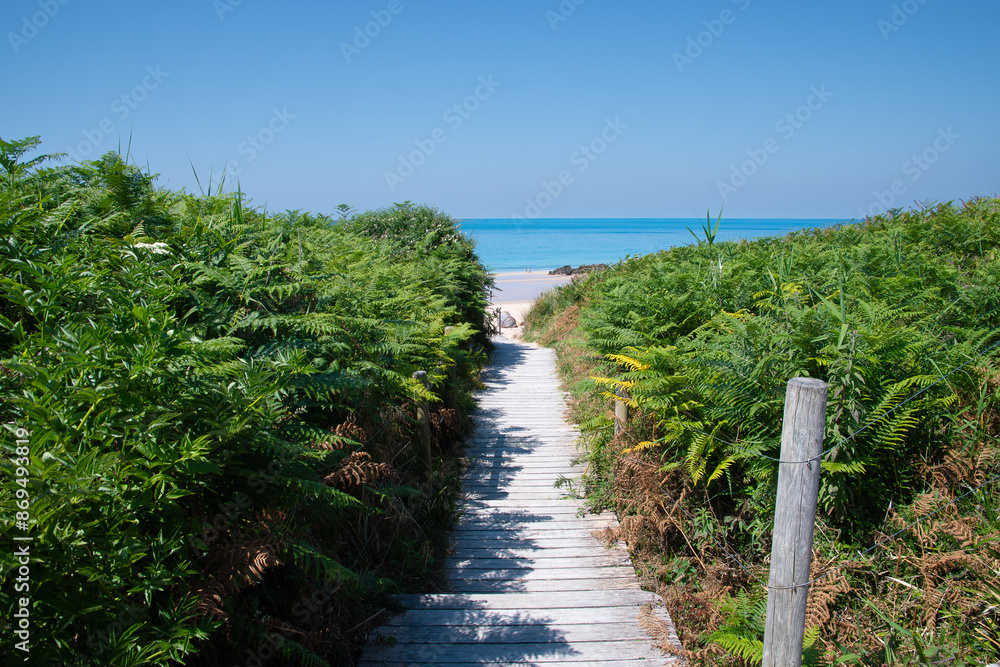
[548,264,608,276]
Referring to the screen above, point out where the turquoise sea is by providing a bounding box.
[457,218,847,273]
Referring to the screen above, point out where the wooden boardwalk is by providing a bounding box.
[359,337,682,666]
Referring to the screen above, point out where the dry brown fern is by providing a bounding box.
[612,451,711,569]
[193,534,288,620]
[324,451,397,490]
[638,602,689,661]
[921,449,975,495]
[334,420,368,446]
[806,550,852,630]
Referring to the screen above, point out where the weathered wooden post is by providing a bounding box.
[412,371,433,477]
[614,386,629,436]
[763,377,828,667]
[443,327,456,410]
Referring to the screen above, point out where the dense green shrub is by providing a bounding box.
[0,136,492,665]
[542,199,999,537]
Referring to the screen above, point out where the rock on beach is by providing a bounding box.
[548,263,608,276]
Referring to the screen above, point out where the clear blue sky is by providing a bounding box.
[3,0,998,220]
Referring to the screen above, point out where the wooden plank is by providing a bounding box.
[372,620,651,643]
[452,520,616,531]
[453,519,612,531]
[460,484,574,491]
[445,567,637,582]
[452,518,618,529]
[446,560,636,574]
[462,471,579,478]
[461,479,577,488]
[462,478,573,486]
[453,512,612,523]
[466,457,577,462]
[448,542,619,554]
[394,591,656,610]
[461,498,582,508]
[462,471,578,478]
[446,576,642,593]
[453,514,603,522]
[455,514,593,525]
[460,484,575,492]
[359,639,671,664]
[467,429,578,434]
[461,494,578,502]
[466,451,576,456]
[379,606,657,627]
[460,488,574,495]
[462,476,573,482]
[450,536,618,548]
[463,456,578,462]
[448,545,623,559]
[463,460,577,467]
[361,663,675,667]
[463,462,580,470]
[464,455,578,462]
[465,440,577,447]
[458,512,617,523]
[461,474,579,482]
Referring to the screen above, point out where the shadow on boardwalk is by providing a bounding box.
[358,336,680,666]
[365,604,579,665]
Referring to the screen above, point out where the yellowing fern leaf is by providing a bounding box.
[591,375,634,390]
[622,440,661,454]
[604,353,651,371]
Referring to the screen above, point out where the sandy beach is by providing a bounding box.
[489,271,573,339]
[489,271,574,302]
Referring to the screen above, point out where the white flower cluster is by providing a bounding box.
[133,242,171,255]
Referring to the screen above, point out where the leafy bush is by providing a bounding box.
[0,137,492,665]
